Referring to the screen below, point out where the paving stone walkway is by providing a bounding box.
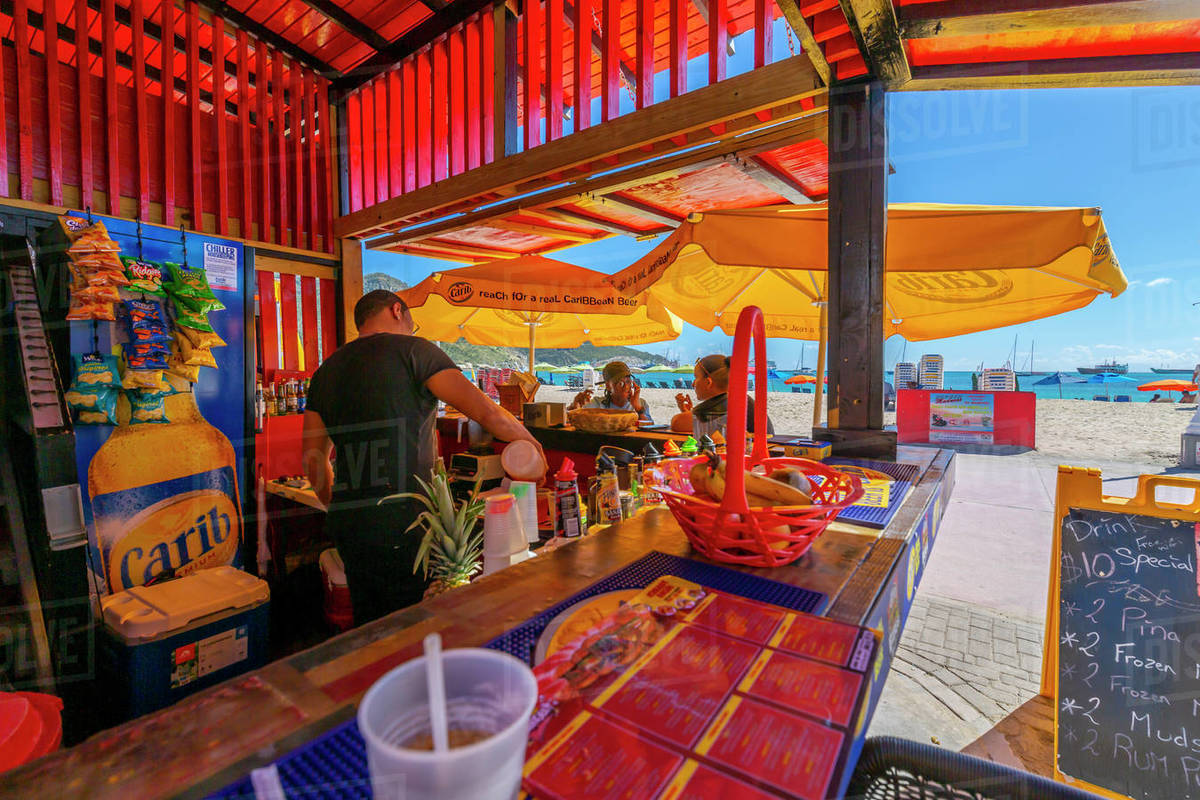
[868,594,1045,747]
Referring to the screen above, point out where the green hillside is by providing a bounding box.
[362,272,673,368]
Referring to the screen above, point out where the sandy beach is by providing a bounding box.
[539,387,1193,466]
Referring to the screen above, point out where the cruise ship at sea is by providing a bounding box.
[1076,361,1128,375]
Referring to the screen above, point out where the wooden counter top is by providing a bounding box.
[3,446,955,800]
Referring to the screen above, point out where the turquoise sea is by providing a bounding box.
[530,370,1186,403]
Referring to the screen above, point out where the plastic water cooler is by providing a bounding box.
[98,567,270,720]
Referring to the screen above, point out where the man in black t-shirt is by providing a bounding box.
[303,290,545,624]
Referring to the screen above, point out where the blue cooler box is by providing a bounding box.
[99,566,270,719]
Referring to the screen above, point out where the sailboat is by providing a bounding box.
[1015,339,1048,377]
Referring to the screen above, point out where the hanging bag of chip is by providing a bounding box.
[121,257,168,297]
[165,262,225,311]
[65,354,122,425]
[122,299,172,345]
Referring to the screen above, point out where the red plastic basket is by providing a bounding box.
[648,306,862,567]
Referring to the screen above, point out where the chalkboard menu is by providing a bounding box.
[1057,507,1200,799]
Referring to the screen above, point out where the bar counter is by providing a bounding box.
[3,446,956,800]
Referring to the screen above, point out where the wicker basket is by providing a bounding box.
[567,407,638,433]
[647,305,862,568]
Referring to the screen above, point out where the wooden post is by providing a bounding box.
[811,300,826,431]
[814,81,894,458]
[340,238,364,342]
[493,2,519,158]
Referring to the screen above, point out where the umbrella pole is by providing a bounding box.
[527,324,536,373]
[812,302,828,431]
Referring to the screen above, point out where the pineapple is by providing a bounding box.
[380,463,485,598]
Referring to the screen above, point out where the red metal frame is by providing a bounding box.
[465,19,482,168]
[159,0,173,223]
[573,0,591,131]
[449,28,467,172]
[214,16,230,234]
[273,49,288,243]
[257,39,272,240]
[433,38,450,180]
[238,29,254,240]
[279,272,299,370]
[14,0,34,201]
[546,0,564,140]
[387,68,402,196]
[187,0,203,227]
[45,0,65,206]
[293,61,307,244]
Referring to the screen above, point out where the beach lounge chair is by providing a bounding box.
[1092,395,1109,401]
[1114,395,1131,403]
[791,387,802,393]
[674,379,684,389]
[685,379,694,389]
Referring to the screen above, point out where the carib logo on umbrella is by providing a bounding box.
[891,270,1014,303]
[448,281,475,303]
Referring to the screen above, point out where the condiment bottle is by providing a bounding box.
[680,436,699,455]
[595,454,621,524]
[710,430,727,455]
[697,434,715,455]
[553,458,583,538]
[641,444,664,506]
[662,440,682,458]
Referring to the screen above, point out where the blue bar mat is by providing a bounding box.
[208,551,826,799]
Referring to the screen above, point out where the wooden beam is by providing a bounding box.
[899,0,1198,39]
[336,0,497,91]
[191,0,337,77]
[774,0,832,86]
[365,112,826,246]
[691,0,736,57]
[297,0,390,52]
[540,206,663,237]
[595,195,684,228]
[398,239,522,259]
[824,81,886,435]
[901,52,1200,90]
[727,154,815,204]
[340,238,364,340]
[837,0,911,87]
[488,218,601,242]
[335,55,823,237]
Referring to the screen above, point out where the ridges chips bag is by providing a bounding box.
[121,257,167,297]
[165,262,224,311]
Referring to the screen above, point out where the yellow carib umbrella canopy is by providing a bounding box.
[607,203,1127,341]
[398,256,681,369]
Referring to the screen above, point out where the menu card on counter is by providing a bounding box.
[1055,507,1200,799]
[522,576,879,800]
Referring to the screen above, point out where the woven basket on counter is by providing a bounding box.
[567,407,638,433]
[646,305,862,568]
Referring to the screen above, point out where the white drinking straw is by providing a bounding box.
[423,633,449,753]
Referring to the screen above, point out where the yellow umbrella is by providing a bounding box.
[608,203,1127,426]
[399,256,681,370]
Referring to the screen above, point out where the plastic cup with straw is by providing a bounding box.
[357,633,538,800]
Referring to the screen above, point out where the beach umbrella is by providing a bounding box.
[785,374,817,384]
[1086,372,1136,399]
[399,257,681,371]
[1033,371,1085,398]
[644,364,676,373]
[670,364,696,374]
[568,362,593,371]
[532,362,558,371]
[608,203,1127,428]
[1137,378,1197,401]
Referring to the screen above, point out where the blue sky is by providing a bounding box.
[364,35,1200,372]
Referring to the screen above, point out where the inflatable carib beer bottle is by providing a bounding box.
[88,379,241,592]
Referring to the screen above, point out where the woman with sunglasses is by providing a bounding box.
[674,354,773,439]
[568,361,653,422]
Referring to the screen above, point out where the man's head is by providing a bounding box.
[599,361,634,404]
[354,290,414,335]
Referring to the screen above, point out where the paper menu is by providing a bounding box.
[523,576,879,800]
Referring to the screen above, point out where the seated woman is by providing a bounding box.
[674,354,774,439]
[569,361,653,422]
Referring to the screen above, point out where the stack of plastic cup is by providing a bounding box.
[482,494,529,575]
[508,482,539,545]
[357,647,539,800]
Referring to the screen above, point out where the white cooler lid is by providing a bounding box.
[101,566,269,641]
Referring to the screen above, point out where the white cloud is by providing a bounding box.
[1147,278,1175,288]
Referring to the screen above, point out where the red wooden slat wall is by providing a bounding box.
[0,1,335,252]
[334,0,783,214]
[255,270,339,377]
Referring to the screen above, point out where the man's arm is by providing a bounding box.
[426,369,547,472]
[302,410,335,506]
